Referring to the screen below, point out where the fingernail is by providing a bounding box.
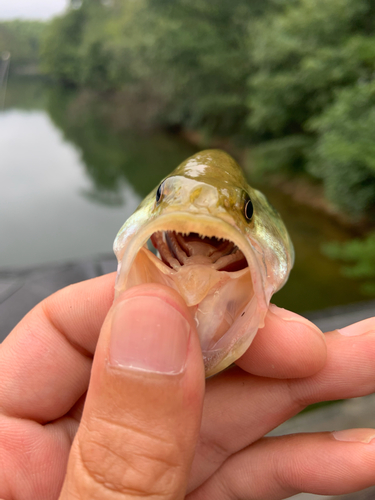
[337,317,375,337]
[332,429,375,444]
[269,304,324,338]
[109,296,190,374]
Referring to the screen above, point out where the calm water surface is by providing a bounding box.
[0,109,140,266]
[0,77,367,313]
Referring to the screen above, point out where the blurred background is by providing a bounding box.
[1,2,375,499]
[1,0,375,314]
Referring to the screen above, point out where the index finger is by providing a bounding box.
[236,303,327,378]
[0,272,115,423]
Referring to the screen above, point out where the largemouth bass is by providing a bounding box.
[114,150,294,377]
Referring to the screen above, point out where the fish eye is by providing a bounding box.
[244,198,254,221]
[156,182,164,204]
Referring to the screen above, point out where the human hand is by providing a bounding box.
[0,274,374,499]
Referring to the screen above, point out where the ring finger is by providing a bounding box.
[188,429,375,499]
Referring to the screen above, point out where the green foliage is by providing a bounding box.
[247,0,368,134]
[139,0,264,136]
[40,0,274,135]
[40,8,86,84]
[324,233,375,294]
[246,0,375,214]
[0,20,46,67]
[39,0,375,217]
[308,82,375,215]
[251,135,313,177]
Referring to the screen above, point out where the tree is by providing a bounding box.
[308,81,375,215]
[40,8,86,84]
[324,232,375,295]
[246,0,375,215]
[39,0,375,216]
[0,20,46,68]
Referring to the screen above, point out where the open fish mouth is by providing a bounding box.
[115,214,268,376]
[149,231,248,273]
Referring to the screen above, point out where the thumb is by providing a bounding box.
[59,284,205,500]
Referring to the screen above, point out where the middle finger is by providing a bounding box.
[189,318,375,491]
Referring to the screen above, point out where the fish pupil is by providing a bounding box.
[245,198,254,220]
[156,183,163,203]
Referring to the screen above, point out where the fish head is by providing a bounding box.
[114,150,294,377]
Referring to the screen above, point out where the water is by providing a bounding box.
[0,77,196,267]
[0,76,367,313]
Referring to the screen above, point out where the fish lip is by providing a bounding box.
[115,212,268,312]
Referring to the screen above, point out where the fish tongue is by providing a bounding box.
[172,265,229,307]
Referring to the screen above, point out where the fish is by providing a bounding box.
[114,150,294,377]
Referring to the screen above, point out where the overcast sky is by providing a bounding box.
[0,0,68,21]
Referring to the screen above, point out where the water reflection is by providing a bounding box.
[0,109,140,267]
[45,86,198,198]
[0,77,197,268]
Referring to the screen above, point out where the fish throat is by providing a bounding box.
[124,225,259,376]
[150,231,248,272]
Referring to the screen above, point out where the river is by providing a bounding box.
[0,76,367,313]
